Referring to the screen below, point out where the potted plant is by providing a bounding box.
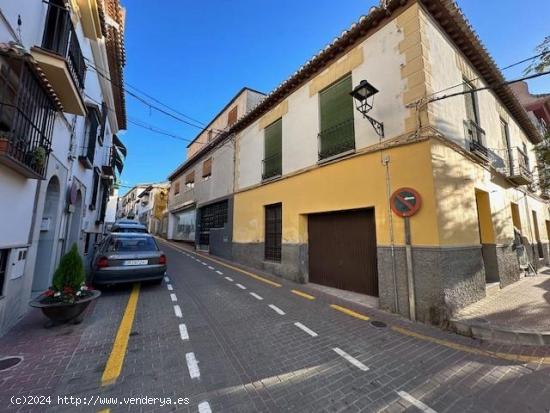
[30,146,47,169]
[30,244,101,326]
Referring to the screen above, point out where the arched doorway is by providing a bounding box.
[32,176,61,292]
[67,189,83,253]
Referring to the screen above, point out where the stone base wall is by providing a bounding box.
[496,244,521,287]
[232,242,307,283]
[377,245,486,324]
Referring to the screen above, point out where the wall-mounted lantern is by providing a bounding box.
[350,80,385,137]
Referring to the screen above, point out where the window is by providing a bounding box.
[84,233,91,255]
[318,75,355,160]
[0,249,8,296]
[89,168,100,210]
[463,79,479,124]
[207,130,213,142]
[185,171,195,188]
[227,106,238,127]
[174,181,180,195]
[107,236,158,252]
[202,157,212,178]
[80,105,100,167]
[264,203,282,262]
[263,118,282,180]
[98,102,108,145]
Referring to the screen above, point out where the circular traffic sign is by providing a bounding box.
[390,187,421,217]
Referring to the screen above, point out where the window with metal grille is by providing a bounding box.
[185,171,195,188]
[89,167,100,210]
[198,200,228,246]
[202,157,212,178]
[174,181,180,195]
[0,249,8,297]
[227,106,238,126]
[318,75,355,160]
[263,118,282,180]
[463,79,479,124]
[79,105,100,167]
[264,203,282,262]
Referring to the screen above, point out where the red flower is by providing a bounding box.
[43,289,55,297]
[63,286,75,294]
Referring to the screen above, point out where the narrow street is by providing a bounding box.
[4,239,549,413]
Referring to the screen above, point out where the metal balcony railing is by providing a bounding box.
[491,146,533,185]
[464,120,488,160]
[42,2,86,90]
[318,118,355,160]
[0,54,57,179]
[262,152,282,180]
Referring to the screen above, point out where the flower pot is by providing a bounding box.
[29,290,101,325]
[0,137,9,154]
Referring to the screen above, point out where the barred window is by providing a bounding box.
[0,249,8,297]
[264,203,282,262]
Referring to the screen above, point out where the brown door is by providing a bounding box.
[308,208,378,296]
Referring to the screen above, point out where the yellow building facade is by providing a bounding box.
[227,0,548,323]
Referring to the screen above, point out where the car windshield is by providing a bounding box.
[106,237,158,252]
[112,227,147,233]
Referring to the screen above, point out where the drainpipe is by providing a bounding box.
[383,155,399,314]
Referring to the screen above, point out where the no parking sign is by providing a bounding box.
[390,188,421,218]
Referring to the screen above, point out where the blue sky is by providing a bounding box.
[119,0,550,193]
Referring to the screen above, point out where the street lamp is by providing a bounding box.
[350,80,384,137]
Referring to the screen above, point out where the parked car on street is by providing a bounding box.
[90,233,166,285]
[110,222,148,233]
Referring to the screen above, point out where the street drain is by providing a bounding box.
[370,320,387,328]
[0,357,22,371]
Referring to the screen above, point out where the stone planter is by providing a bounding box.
[30,290,101,325]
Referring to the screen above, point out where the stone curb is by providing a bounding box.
[450,318,550,346]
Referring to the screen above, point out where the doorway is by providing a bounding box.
[32,176,61,292]
[474,190,499,283]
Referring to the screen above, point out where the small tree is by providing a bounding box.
[525,36,550,74]
[52,244,85,292]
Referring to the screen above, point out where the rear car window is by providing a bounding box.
[107,237,158,252]
[112,227,147,233]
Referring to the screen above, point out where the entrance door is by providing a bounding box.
[474,189,499,283]
[308,208,378,296]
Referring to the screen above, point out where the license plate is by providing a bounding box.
[123,259,148,266]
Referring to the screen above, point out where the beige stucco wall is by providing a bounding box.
[236,18,408,191]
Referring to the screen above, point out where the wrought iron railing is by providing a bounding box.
[42,2,86,90]
[490,146,533,184]
[318,118,355,160]
[0,55,57,179]
[262,152,282,180]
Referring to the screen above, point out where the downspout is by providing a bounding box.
[382,154,399,314]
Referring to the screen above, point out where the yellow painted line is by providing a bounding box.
[98,410,110,413]
[291,289,315,300]
[330,304,370,321]
[159,239,282,288]
[392,326,550,365]
[101,283,140,386]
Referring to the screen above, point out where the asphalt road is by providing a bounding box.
[12,238,549,413]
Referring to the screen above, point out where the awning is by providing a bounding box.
[113,134,127,157]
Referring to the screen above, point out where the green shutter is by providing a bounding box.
[319,75,355,159]
[263,118,282,179]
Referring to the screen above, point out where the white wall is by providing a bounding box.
[236,20,406,190]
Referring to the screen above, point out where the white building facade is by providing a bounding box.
[0,0,126,334]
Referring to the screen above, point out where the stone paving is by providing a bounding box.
[1,239,550,412]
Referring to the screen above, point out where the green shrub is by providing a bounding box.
[52,244,85,291]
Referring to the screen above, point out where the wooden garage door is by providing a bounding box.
[308,208,378,296]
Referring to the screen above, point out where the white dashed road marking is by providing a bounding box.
[186,352,201,379]
[249,292,263,300]
[216,270,223,275]
[164,276,170,282]
[198,401,212,413]
[397,391,438,413]
[208,266,214,270]
[170,293,177,302]
[294,322,318,337]
[224,277,234,282]
[268,304,285,315]
[167,284,173,291]
[173,305,182,318]
[179,323,189,340]
[202,262,207,266]
[236,283,247,290]
[333,348,369,371]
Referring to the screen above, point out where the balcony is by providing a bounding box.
[464,120,488,161]
[262,153,282,181]
[168,188,195,211]
[318,118,355,161]
[31,2,86,115]
[491,146,533,186]
[0,49,58,179]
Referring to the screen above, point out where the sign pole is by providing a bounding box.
[404,217,416,321]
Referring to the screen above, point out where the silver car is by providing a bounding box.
[110,223,148,233]
[91,233,166,285]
